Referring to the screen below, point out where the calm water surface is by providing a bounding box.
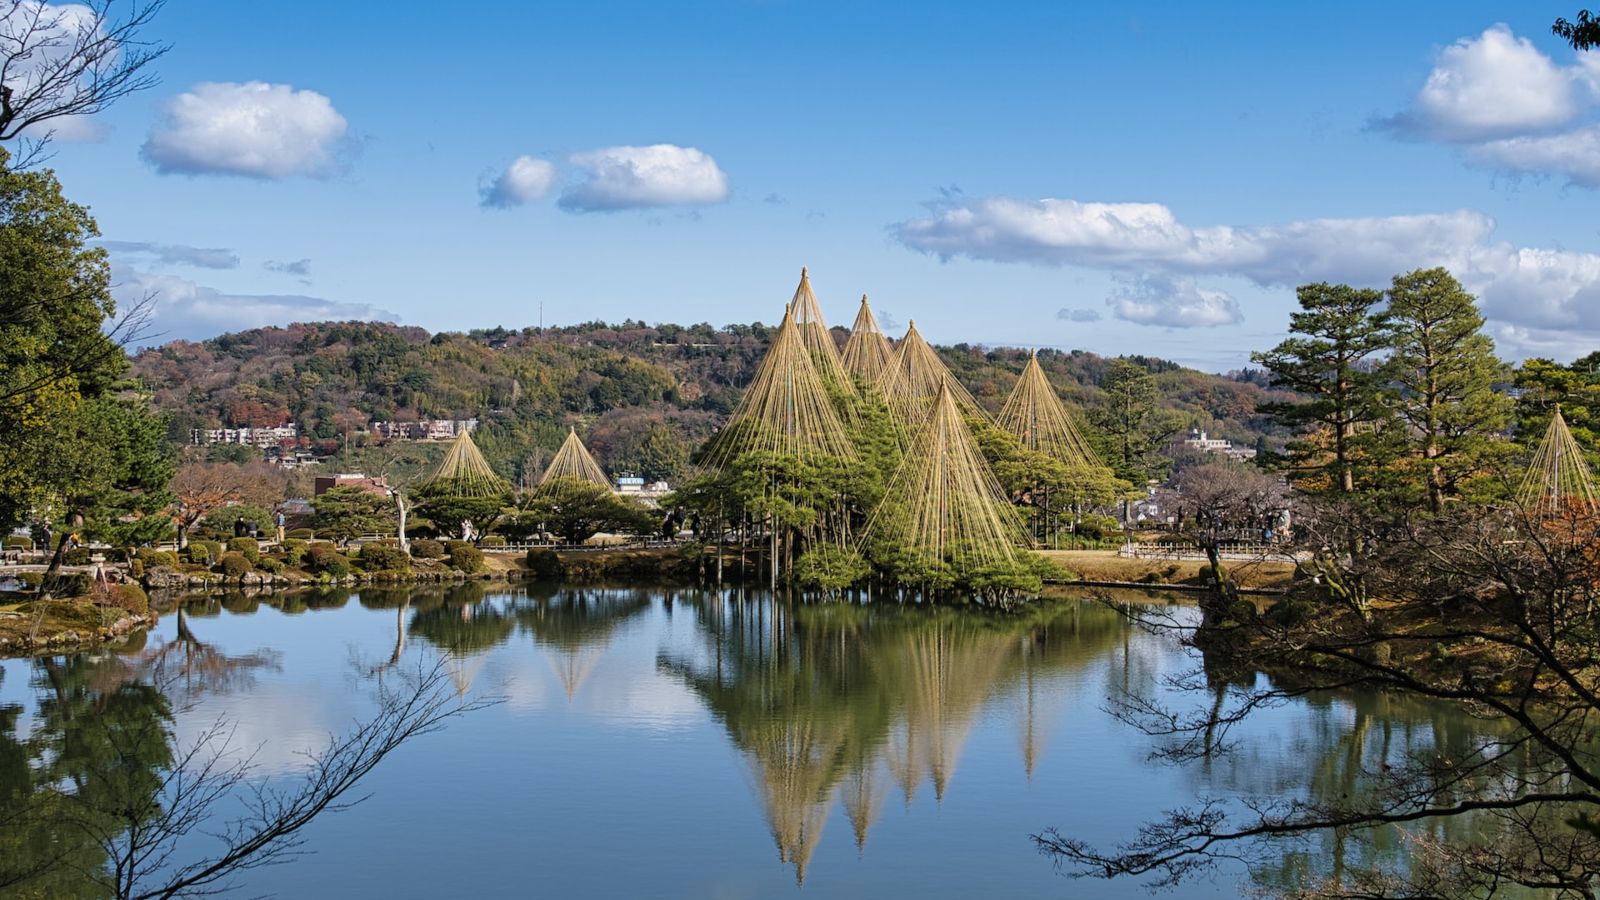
[0,585,1494,898]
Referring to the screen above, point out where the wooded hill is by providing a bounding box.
[131,319,1292,484]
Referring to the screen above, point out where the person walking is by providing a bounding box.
[275,510,287,544]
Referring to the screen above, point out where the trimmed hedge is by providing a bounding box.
[136,548,180,570]
[281,538,309,567]
[227,537,261,563]
[446,541,485,574]
[524,548,561,580]
[287,527,315,541]
[219,552,253,578]
[358,543,412,573]
[305,543,351,577]
[410,539,445,559]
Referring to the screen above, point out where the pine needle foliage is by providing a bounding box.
[538,426,611,490]
[422,428,509,498]
[862,384,1025,576]
[880,320,986,429]
[997,351,1101,468]
[698,304,857,471]
[841,294,893,383]
[788,267,855,393]
[1517,406,1599,517]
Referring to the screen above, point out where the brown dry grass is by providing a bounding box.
[1037,550,1298,590]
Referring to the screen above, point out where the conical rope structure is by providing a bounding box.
[841,294,894,383]
[699,304,857,471]
[862,384,1025,569]
[1517,406,1599,517]
[879,320,986,429]
[422,428,510,498]
[788,267,855,393]
[996,352,1102,468]
[537,427,611,491]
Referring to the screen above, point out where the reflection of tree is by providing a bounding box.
[658,595,1127,881]
[1,650,484,898]
[511,588,652,699]
[136,605,282,704]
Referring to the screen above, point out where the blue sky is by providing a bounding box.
[20,1,1600,370]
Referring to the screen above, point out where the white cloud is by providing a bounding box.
[1380,25,1600,187]
[1384,25,1579,141]
[480,155,558,208]
[1107,276,1243,328]
[141,81,351,179]
[1057,307,1101,322]
[99,240,240,269]
[116,267,396,344]
[264,258,312,278]
[894,194,1600,353]
[559,144,729,211]
[1469,124,1600,186]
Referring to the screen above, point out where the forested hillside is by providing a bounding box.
[131,319,1292,484]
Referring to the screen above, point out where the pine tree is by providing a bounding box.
[1381,268,1512,512]
[1252,283,1393,495]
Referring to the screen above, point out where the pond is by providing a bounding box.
[0,584,1502,898]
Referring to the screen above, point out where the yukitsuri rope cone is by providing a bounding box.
[862,384,1023,569]
[1516,406,1599,517]
[840,294,894,383]
[699,304,857,471]
[996,351,1102,467]
[788,267,855,392]
[879,320,986,429]
[537,426,611,490]
[422,428,509,497]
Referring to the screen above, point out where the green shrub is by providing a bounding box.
[446,541,485,574]
[63,547,91,566]
[136,548,180,570]
[411,539,445,559]
[794,546,869,591]
[305,543,351,577]
[219,552,253,578]
[287,527,315,541]
[256,556,284,574]
[479,535,507,548]
[111,583,149,614]
[129,558,145,579]
[524,548,561,580]
[227,536,261,563]
[185,543,212,566]
[358,543,412,573]
[281,538,309,567]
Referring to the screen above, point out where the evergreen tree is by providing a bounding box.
[1252,283,1393,495]
[1090,359,1180,505]
[1380,268,1512,511]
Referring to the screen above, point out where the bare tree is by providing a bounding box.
[1172,461,1290,607]
[1,0,169,163]
[170,461,288,549]
[1035,502,1600,897]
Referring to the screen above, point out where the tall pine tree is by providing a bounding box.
[1381,268,1511,512]
[1252,283,1393,495]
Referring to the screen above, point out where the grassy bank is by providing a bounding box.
[1036,550,1298,591]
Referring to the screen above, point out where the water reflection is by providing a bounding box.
[658,596,1127,882]
[0,587,1549,898]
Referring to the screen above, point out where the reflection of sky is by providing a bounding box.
[1,589,1475,898]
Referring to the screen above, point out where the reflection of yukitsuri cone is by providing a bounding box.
[746,717,849,885]
[879,320,986,429]
[841,294,894,383]
[446,653,486,698]
[1517,406,1599,517]
[549,647,602,701]
[840,757,886,850]
[880,622,1017,802]
[538,427,610,490]
[997,351,1101,468]
[424,428,509,497]
[1014,640,1065,781]
[788,267,855,393]
[699,303,857,471]
[862,384,1025,568]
